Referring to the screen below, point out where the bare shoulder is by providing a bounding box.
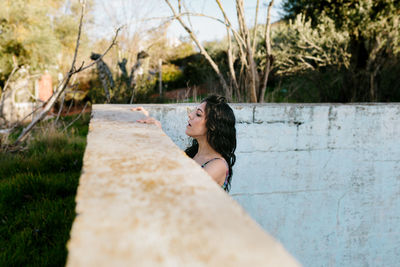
[203,158,228,185]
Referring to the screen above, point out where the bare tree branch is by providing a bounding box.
[181,1,194,30]
[73,27,122,74]
[13,0,119,145]
[178,0,182,13]
[251,0,260,54]
[236,0,259,102]
[146,11,247,49]
[65,92,76,116]
[62,101,89,132]
[54,92,65,125]
[2,66,18,94]
[164,0,231,99]
[214,0,247,59]
[226,20,240,100]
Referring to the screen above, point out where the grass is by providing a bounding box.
[0,113,90,266]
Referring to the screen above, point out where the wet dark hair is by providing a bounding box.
[185,95,237,192]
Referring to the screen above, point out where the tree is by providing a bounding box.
[163,0,275,103]
[0,0,92,81]
[12,0,120,146]
[282,0,400,101]
[271,14,351,75]
[90,0,184,103]
[0,0,94,124]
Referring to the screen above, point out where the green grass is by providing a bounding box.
[0,113,90,266]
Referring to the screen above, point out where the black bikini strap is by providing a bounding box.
[201,158,223,168]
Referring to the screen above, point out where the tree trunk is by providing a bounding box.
[226,21,240,100]
[236,0,258,102]
[258,0,274,103]
[259,59,271,102]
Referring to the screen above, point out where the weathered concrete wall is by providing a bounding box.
[66,104,299,267]
[0,90,39,124]
[0,67,40,124]
[139,103,400,267]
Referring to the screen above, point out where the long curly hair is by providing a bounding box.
[185,95,237,192]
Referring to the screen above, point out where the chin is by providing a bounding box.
[185,130,193,137]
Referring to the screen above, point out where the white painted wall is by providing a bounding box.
[138,103,400,267]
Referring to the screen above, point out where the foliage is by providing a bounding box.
[281,0,400,101]
[266,67,349,102]
[161,64,184,89]
[87,78,109,104]
[138,37,197,94]
[0,113,89,266]
[0,1,57,78]
[283,0,400,31]
[270,14,351,75]
[169,49,226,94]
[203,40,229,57]
[380,58,400,100]
[0,0,92,87]
[182,54,215,85]
[132,74,158,101]
[167,41,197,61]
[282,0,400,63]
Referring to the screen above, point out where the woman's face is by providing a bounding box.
[185,102,207,138]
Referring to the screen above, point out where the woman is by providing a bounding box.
[133,95,236,192]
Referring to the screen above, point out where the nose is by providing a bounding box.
[187,108,194,119]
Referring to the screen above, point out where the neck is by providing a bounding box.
[196,136,215,157]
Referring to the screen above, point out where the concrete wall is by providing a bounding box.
[0,67,40,124]
[0,89,39,124]
[140,103,400,267]
[67,104,299,267]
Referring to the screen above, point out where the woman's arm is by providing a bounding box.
[131,107,162,129]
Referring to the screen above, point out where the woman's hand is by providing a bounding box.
[131,106,149,117]
[136,117,162,129]
[131,107,162,129]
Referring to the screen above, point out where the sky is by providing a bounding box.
[91,0,285,43]
[163,0,285,42]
